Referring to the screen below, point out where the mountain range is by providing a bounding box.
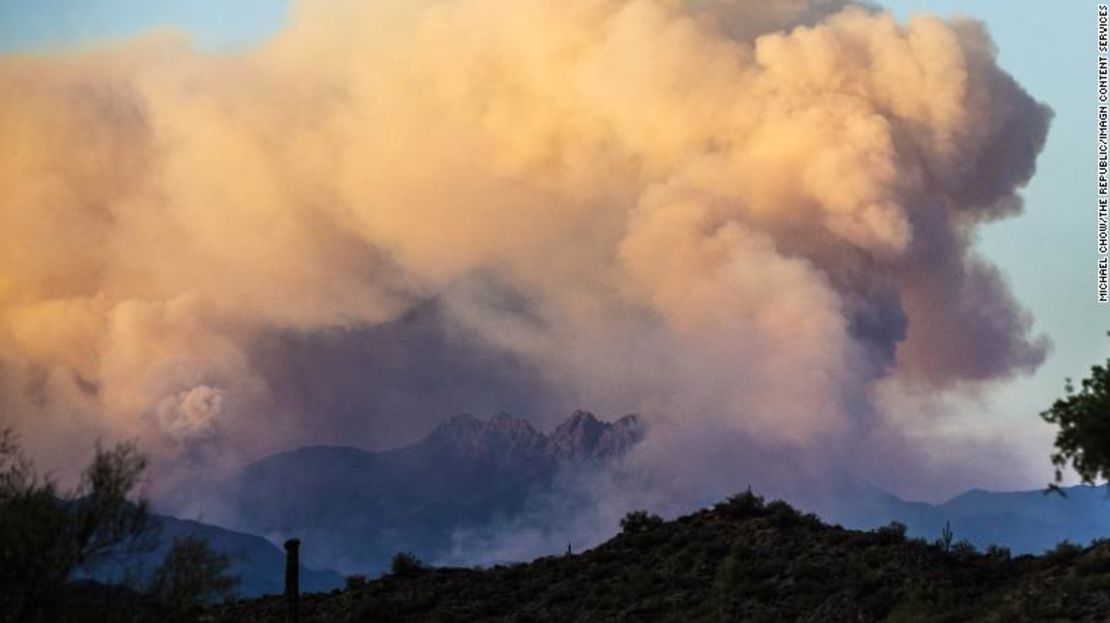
[823,481,1110,554]
[150,410,1110,590]
[218,410,643,573]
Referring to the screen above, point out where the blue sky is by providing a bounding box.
[0,0,288,53]
[0,0,1101,490]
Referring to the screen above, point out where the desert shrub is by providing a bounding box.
[346,574,369,590]
[620,510,664,535]
[0,426,236,622]
[390,551,427,577]
[0,429,154,620]
[1044,540,1084,563]
[875,521,907,544]
[984,544,1011,561]
[950,540,978,561]
[800,512,823,527]
[1076,550,1110,576]
[147,535,239,617]
[765,500,801,527]
[716,488,766,519]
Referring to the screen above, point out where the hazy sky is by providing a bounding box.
[0,0,1101,496]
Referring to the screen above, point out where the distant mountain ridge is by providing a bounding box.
[162,409,1110,577]
[423,410,643,464]
[819,480,1110,555]
[82,512,343,598]
[222,411,643,574]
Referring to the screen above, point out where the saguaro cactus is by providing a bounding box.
[284,538,301,623]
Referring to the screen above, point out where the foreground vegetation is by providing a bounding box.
[214,490,1110,622]
[0,428,238,623]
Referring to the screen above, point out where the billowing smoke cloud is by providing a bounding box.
[0,0,1049,503]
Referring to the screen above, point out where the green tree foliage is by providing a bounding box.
[1041,345,1110,484]
[147,535,239,618]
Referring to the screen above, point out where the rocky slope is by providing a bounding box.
[213,491,1110,623]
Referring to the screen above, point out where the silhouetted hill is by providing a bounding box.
[212,492,1110,622]
[223,411,642,573]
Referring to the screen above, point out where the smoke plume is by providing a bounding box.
[1,0,1049,502]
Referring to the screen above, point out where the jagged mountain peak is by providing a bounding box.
[546,410,643,461]
[563,409,601,427]
[423,410,644,464]
[424,412,547,467]
[222,409,646,573]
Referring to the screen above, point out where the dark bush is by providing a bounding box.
[0,429,153,620]
[875,521,907,544]
[1044,540,1083,563]
[620,510,664,535]
[766,500,801,528]
[950,540,978,561]
[147,535,239,617]
[1076,550,1110,576]
[984,544,1011,561]
[0,426,237,622]
[346,574,369,590]
[715,488,766,519]
[800,512,823,528]
[390,551,427,577]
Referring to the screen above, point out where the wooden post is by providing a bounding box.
[284,538,301,623]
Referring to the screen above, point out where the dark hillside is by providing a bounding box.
[212,492,1110,622]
